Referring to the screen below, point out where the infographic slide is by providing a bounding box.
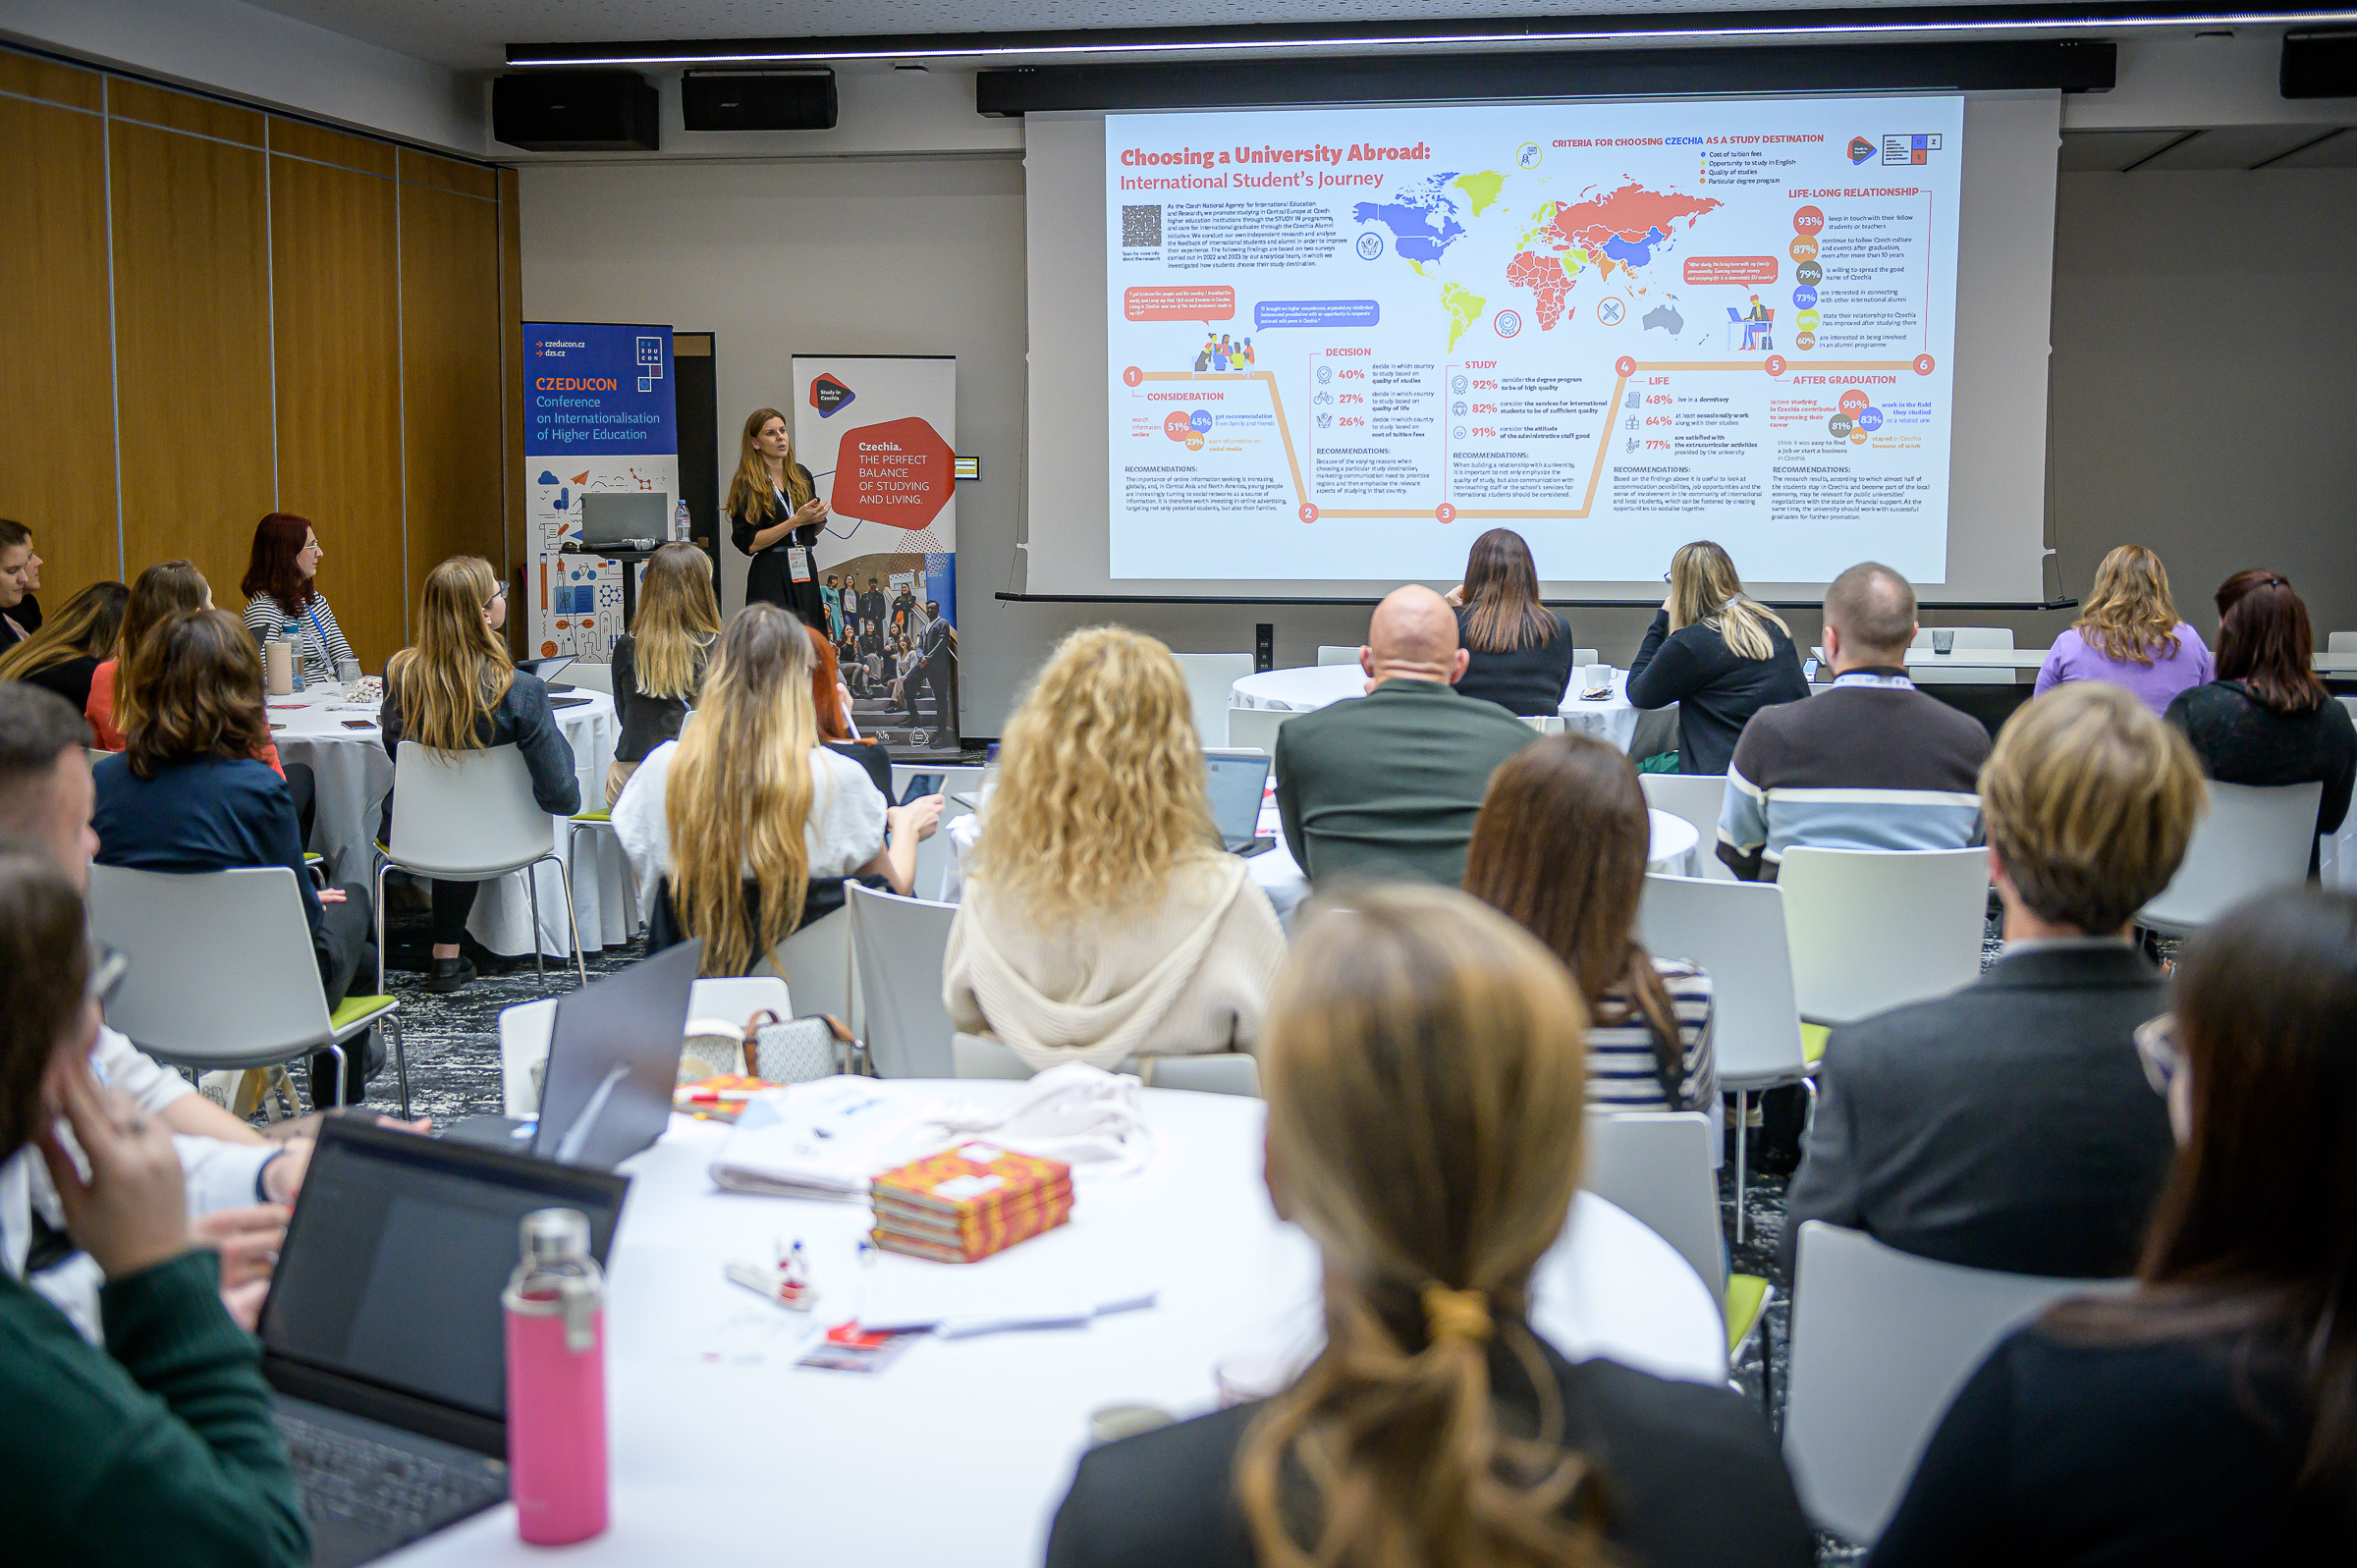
[1105,96,1964,585]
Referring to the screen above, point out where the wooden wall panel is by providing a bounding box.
[0,50,101,110]
[0,91,120,599]
[499,167,525,592]
[109,118,276,601]
[107,78,262,145]
[270,117,395,179]
[399,147,498,201]
[400,183,506,620]
[271,153,405,671]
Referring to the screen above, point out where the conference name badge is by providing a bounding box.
[789,546,814,583]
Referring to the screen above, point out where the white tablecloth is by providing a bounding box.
[389,1083,1724,1567]
[1232,666,1650,753]
[269,686,633,957]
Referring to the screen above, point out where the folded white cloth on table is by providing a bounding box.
[917,1063,1157,1185]
[709,1077,945,1200]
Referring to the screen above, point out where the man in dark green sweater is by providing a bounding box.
[1275,585,1539,888]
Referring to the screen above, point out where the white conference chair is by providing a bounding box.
[377,742,586,992]
[1225,705,1292,757]
[1572,646,1601,669]
[500,975,789,1113]
[2327,630,2356,653]
[1173,652,1255,748]
[1908,627,2014,650]
[1783,1220,2129,1545]
[894,763,984,901]
[1138,1054,1261,1097]
[1638,873,1813,1240]
[1581,1110,1770,1368]
[1639,773,1734,881]
[2138,779,2322,936]
[563,662,615,695]
[847,884,959,1078]
[89,864,410,1118]
[1775,846,1990,1028]
[759,905,853,1032]
[1316,644,1360,666]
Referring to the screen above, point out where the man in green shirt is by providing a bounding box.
[1275,585,1539,889]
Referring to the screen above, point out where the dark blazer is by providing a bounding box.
[1274,677,1537,889]
[1453,607,1576,718]
[610,633,705,765]
[2165,678,2356,877]
[379,669,582,818]
[93,753,321,933]
[1625,608,1810,778]
[1048,1335,1812,1568]
[857,587,887,628]
[730,465,823,628]
[1783,942,2176,1280]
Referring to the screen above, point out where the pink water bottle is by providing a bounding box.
[503,1209,609,1544]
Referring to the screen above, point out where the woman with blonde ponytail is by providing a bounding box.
[1048,884,1809,1568]
[381,557,579,993]
[611,604,939,977]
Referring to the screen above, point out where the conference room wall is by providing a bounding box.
[0,44,514,672]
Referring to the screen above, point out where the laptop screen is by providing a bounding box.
[532,939,700,1167]
[261,1121,627,1421]
[1203,749,1272,849]
[577,491,669,547]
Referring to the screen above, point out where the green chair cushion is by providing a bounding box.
[1726,1272,1771,1356]
[1801,1022,1831,1065]
[330,994,397,1031]
[571,809,612,824]
[303,851,324,864]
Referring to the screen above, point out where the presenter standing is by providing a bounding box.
[727,407,828,629]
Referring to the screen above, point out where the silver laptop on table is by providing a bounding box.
[576,491,670,550]
[1204,748,1275,855]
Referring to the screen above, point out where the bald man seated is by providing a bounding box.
[1273,586,1539,889]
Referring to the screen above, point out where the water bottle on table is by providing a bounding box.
[281,619,305,691]
[502,1209,609,1544]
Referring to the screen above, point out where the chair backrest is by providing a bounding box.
[688,975,791,1028]
[1637,873,1807,1088]
[1316,644,1360,666]
[1580,1110,1723,1300]
[1172,652,1255,748]
[2328,630,2356,653]
[2139,779,2324,934]
[1572,646,1600,669]
[952,1032,1035,1079]
[1225,705,1291,758]
[1139,1054,1262,1097]
[1909,626,2014,650]
[565,662,615,695]
[758,905,852,1026]
[1783,1220,2128,1543]
[894,763,985,901]
[1639,773,1734,881]
[87,865,333,1066]
[847,884,959,1077]
[499,997,561,1115]
[388,742,557,876]
[1776,847,1990,1026]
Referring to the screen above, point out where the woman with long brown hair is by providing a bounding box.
[1877,889,2357,1560]
[1446,527,1576,717]
[0,578,127,714]
[85,559,210,751]
[2036,543,2213,714]
[381,557,579,994]
[945,626,1283,1071]
[727,406,829,629]
[1048,883,1808,1568]
[93,608,379,1103]
[1465,732,1716,1111]
[2165,568,2353,877]
[612,604,937,977]
[607,542,721,805]
[1626,540,1808,777]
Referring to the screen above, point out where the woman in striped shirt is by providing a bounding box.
[1463,732,1717,1111]
[240,512,354,686]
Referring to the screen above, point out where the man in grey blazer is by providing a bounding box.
[1782,683,2208,1280]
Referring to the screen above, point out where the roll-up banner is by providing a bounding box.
[792,354,960,756]
[523,323,681,663]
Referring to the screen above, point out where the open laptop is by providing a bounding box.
[444,940,700,1168]
[576,491,670,551]
[259,1116,629,1567]
[1204,747,1275,855]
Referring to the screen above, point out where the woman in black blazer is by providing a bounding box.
[1048,885,1811,1568]
[727,406,829,630]
[1446,527,1576,717]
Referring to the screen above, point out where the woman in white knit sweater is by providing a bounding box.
[943,626,1284,1071]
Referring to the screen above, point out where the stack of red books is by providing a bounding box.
[869,1142,1073,1264]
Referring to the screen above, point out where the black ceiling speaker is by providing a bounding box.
[2281,32,2357,98]
[682,70,839,131]
[493,71,660,151]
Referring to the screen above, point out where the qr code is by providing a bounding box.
[1122,204,1163,247]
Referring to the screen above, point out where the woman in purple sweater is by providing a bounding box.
[2037,544,2214,714]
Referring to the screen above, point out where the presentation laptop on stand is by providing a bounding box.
[258,1116,629,1568]
[1204,748,1275,855]
[576,491,670,552]
[445,939,700,1168]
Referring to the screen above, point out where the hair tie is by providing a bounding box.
[1421,1282,1493,1346]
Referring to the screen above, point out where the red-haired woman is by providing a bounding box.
[240,512,354,686]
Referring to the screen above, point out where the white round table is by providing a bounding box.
[386,1083,1724,1566]
[1232,666,1650,753]
[268,686,634,957]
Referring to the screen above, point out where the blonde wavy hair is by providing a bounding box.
[1238,884,1608,1568]
[1669,540,1787,663]
[2073,544,2182,666]
[630,543,721,701]
[970,626,1218,927]
[724,406,812,527]
[667,604,819,977]
[387,557,512,753]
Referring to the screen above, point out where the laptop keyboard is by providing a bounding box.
[279,1410,508,1546]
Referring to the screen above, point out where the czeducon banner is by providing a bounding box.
[792,354,959,755]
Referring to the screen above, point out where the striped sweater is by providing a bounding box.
[1585,957,1717,1112]
[242,591,353,685]
[1716,670,1990,881]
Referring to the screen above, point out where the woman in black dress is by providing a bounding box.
[726,406,829,630]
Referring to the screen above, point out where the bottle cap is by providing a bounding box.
[521,1208,591,1265]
